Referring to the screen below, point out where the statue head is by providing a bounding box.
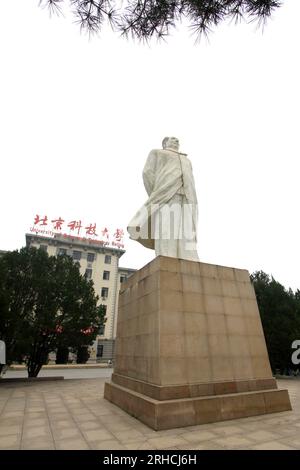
[162,136,179,152]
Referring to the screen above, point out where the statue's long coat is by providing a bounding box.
[127,148,198,250]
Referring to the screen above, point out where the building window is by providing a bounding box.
[87,252,95,263]
[99,325,105,336]
[73,250,81,261]
[39,244,48,252]
[103,271,110,280]
[58,248,67,256]
[101,287,109,299]
[85,268,93,280]
[120,275,127,283]
[97,344,104,357]
[104,255,111,264]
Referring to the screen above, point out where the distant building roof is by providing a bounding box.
[118,266,137,274]
[26,233,125,257]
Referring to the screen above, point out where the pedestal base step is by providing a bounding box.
[104,381,292,430]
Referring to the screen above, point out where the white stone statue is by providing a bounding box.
[128,137,199,261]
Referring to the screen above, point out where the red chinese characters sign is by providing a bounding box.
[30,214,125,248]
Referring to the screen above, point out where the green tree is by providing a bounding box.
[0,247,104,377]
[76,345,90,364]
[55,303,107,363]
[251,271,300,374]
[0,247,52,373]
[40,0,281,39]
[55,346,69,364]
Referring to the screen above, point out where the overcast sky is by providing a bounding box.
[1,0,299,291]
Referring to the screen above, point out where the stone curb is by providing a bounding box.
[0,376,64,383]
[8,364,111,371]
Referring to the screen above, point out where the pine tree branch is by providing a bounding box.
[39,0,282,40]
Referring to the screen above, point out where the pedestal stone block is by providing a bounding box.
[104,256,291,430]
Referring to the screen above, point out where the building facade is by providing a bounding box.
[25,233,135,362]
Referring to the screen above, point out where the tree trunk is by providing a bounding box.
[27,339,48,377]
[28,363,43,378]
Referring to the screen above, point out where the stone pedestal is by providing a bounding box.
[104,256,291,430]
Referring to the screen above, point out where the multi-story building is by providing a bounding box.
[25,233,135,362]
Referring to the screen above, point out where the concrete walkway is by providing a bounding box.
[4,367,113,380]
[0,378,299,450]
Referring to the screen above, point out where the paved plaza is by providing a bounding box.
[0,377,299,450]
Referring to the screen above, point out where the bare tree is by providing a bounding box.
[39,0,282,40]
